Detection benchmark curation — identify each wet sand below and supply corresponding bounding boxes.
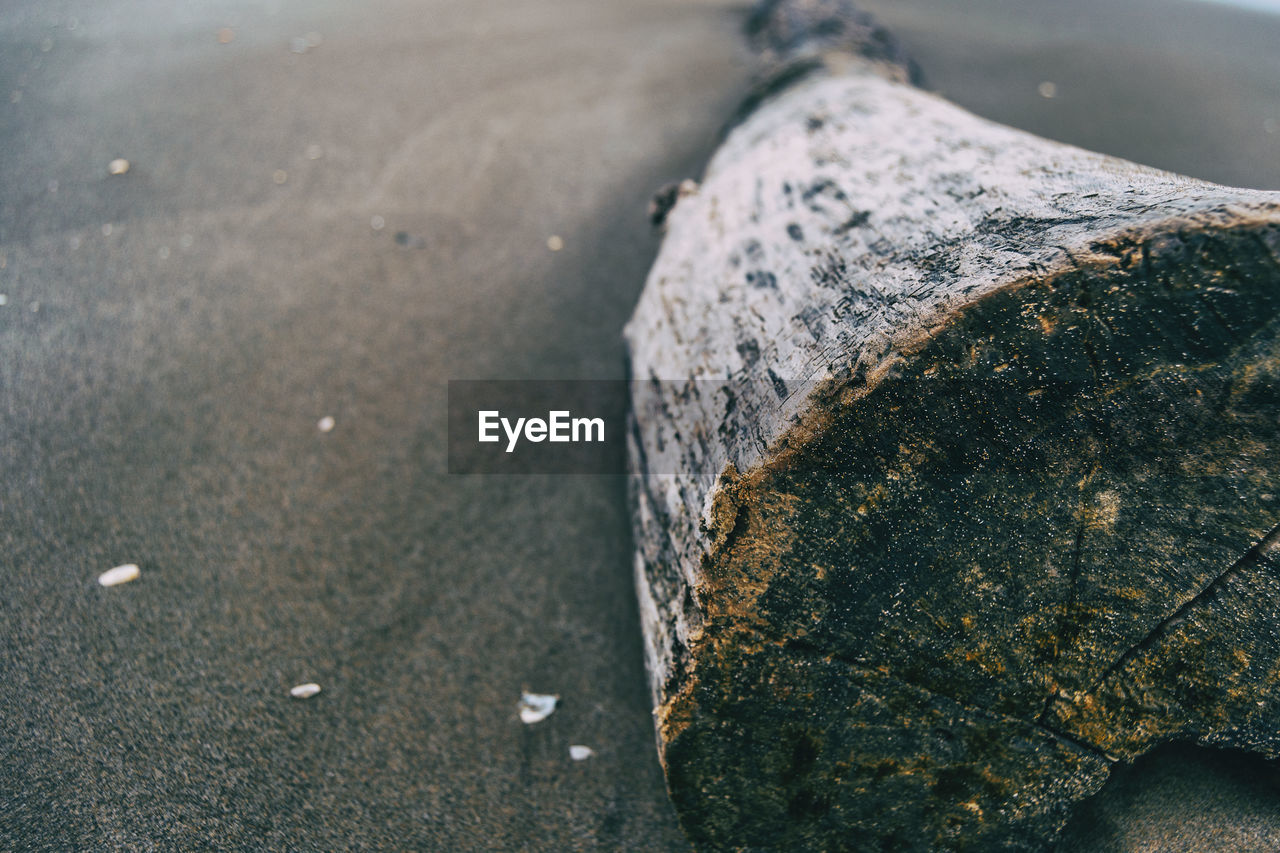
[1,0,1277,849]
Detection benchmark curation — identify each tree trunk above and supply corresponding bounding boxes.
[625,1,1280,849]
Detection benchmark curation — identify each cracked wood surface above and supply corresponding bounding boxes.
[625,1,1280,849]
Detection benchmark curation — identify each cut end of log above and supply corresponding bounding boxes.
[650,220,1280,850]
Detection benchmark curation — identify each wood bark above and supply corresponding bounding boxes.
[625,1,1280,849]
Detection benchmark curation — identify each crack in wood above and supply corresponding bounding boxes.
[1077,520,1280,698]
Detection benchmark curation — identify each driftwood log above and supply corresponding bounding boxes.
[625,1,1280,849]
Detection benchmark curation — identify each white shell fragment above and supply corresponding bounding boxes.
[98,564,140,587]
[569,745,595,761]
[108,158,130,175]
[518,692,558,724]
[317,415,335,432]
[290,682,322,699]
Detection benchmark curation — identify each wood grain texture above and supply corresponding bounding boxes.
[625,1,1280,848]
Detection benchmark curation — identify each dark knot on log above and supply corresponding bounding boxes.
[746,0,925,86]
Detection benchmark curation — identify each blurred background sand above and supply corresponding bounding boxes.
[1,0,1278,849]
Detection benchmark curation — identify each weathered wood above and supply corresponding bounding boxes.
[624,1,1280,849]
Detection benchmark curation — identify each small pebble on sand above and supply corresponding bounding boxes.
[546,235,564,252]
[98,564,140,587]
[569,745,595,761]
[1037,81,1058,99]
[273,169,288,184]
[102,223,113,236]
[317,415,335,432]
[370,215,385,231]
[217,28,235,44]
[290,683,322,699]
[518,692,557,724]
[0,295,7,307]
[108,158,130,175]
[305,144,324,160]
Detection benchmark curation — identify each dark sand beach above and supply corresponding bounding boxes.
[1,0,1278,849]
